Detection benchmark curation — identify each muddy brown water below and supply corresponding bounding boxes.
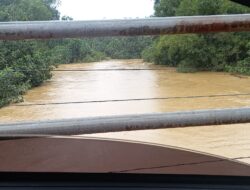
[1,59,250,164]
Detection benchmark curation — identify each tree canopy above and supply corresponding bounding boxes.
[0,0,60,107]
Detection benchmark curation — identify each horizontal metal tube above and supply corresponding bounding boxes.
[0,107,250,136]
[0,14,250,40]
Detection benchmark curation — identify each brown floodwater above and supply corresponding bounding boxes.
[1,59,250,163]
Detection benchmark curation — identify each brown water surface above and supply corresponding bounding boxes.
[1,59,250,163]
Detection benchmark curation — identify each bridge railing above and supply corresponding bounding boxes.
[1,14,250,40]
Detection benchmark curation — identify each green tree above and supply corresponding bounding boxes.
[154,0,182,16]
[0,0,60,107]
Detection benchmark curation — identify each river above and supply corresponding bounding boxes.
[0,59,250,164]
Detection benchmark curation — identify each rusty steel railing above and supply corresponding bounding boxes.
[1,107,250,136]
[0,14,250,135]
[0,14,250,40]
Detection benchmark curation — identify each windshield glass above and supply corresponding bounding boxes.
[0,0,250,176]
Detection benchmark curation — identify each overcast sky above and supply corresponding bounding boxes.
[58,0,155,20]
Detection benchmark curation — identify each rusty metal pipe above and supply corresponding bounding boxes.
[0,14,250,40]
[0,107,250,136]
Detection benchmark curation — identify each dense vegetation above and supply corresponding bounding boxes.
[49,37,152,64]
[0,0,59,107]
[0,0,152,107]
[142,0,250,73]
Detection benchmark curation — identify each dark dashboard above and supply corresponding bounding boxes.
[0,173,250,190]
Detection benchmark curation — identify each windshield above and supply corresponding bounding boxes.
[0,0,250,176]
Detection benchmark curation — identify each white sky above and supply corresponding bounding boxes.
[58,0,155,20]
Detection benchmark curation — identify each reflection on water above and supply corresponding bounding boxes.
[1,59,250,163]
